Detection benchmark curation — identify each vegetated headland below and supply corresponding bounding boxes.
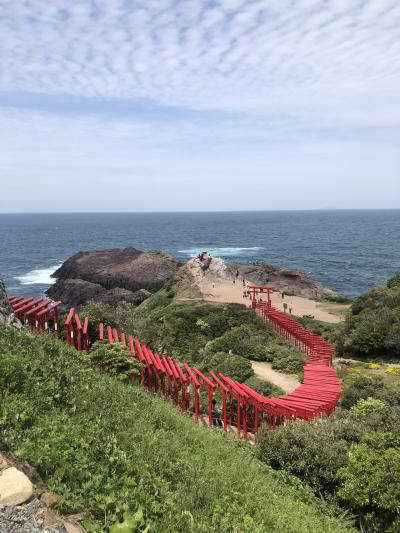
[1,249,399,532]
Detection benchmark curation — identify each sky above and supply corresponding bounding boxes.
[0,0,399,212]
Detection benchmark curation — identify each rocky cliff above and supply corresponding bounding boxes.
[47,247,180,307]
[0,280,20,327]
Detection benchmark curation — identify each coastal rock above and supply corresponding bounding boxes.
[189,256,337,299]
[47,247,180,308]
[232,263,338,299]
[0,467,33,506]
[0,280,21,328]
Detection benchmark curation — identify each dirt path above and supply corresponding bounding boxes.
[197,276,347,323]
[251,361,300,393]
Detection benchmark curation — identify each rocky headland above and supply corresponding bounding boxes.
[188,255,338,299]
[46,247,337,308]
[46,247,180,307]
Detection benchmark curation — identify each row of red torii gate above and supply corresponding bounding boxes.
[7,285,341,441]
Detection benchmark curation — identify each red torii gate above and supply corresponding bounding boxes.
[247,285,274,307]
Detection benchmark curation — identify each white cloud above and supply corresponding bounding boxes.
[0,0,398,119]
[0,0,399,212]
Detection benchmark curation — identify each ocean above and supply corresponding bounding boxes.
[1,210,399,299]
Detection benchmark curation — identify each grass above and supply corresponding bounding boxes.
[0,324,354,532]
[316,301,350,318]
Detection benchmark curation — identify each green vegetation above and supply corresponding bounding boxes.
[336,273,400,360]
[257,363,400,532]
[82,290,306,379]
[88,341,144,382]
[0,324,353,532]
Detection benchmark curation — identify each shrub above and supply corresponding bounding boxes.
[340,374,384,409]
[339,443,400,532]
[257,416,350,495]
[336,273,400,359]
[350,397,390,419]
[88,341,143,382]
[271,350,306,374]
[199,351,254,382]
[204,324,271,359]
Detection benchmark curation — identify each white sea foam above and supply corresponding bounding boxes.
[177,247,264,257]
[15,264,62,285]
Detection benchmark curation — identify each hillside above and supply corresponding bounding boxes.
[336,273,400,359]
[0,324,353,532]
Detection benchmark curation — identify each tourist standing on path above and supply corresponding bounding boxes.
[212,399,223,427]
[289,304,292,314]
[283,302,288,313]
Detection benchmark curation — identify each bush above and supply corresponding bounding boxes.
[350,397,390,419]
[339,443,400,532]
[204,324,271,359]
[257,416,351,495]
[199,351,254,382]
[88,341,143,382]
[336,273,400,359]
[340,373,385,409]
[271,350,306,374]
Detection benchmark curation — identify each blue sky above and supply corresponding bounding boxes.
[0,0,399,212]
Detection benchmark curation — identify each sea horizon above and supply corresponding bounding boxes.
[1,207,400,215]
[1,210,399,300]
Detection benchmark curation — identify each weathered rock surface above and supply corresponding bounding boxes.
[0,467,33,506]
[0,279,21,327]
[47,247,180,307]
[232,262,338,299]
[189,256,338,299]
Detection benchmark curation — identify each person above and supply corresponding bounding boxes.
[233,278,235,284]
[288,304,292,314]
[236,269,239,278]
[281,291,285,299]
[212,282,215,289]
[212,399,223,427]
[283,302,288,313]
[242,278,245,287]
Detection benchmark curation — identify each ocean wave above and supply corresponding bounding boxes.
[177,247,264,257]
[15,264,62,285]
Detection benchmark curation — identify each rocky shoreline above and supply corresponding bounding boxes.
[45,247,338,308]
[46,247,180,307]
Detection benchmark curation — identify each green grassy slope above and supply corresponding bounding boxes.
[0,324,354,532]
